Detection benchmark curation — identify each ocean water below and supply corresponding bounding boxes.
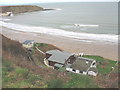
[1,2,118,44]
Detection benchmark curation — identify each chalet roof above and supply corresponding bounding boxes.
[71,57,95,72]
[23,40,34,45]
[46,50,74,64]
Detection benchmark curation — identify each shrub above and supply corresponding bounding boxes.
[2,59,14,73]
[27,74,42,83]
[9,81,31,88]
[15,67,29,78]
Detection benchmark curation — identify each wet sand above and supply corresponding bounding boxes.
[1,26,118,61]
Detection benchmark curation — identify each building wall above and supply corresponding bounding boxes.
[88,71,97,76]
[22,43,33,48]
[48,60,64,68]
[65,55,76,64]
[44,59,54,69]
[49,61,56,67]
[46,54,52,59]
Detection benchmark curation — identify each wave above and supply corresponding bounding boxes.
[0,18,12,21]
[54,8,62,10]
[0,21,118,43]
[74,24,99,27]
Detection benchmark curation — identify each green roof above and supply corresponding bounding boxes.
[71,57,94,72]
[46,50,74,64]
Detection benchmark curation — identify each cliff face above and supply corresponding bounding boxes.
[0,5,44,14]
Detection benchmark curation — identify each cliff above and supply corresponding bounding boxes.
[0,5,44,14]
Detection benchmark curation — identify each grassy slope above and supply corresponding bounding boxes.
[83,55,117,75]
[2,59,98,88]
[2,35,118,88]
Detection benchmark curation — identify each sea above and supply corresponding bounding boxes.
[0,2,118,44]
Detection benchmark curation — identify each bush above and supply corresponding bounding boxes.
[15,67,29,78]
[9,81,31,88]
[2,59,14,73]
[34,43,47,47]
[27,74,42,83]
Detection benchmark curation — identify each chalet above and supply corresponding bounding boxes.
[44,50,76,69]
[66,57,98,76]
[22,40,35,49]
[44,49,98,76]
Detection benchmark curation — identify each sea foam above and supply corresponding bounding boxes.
[0,21,118,44]
[74,24,99,27]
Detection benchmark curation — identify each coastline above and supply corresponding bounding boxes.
[1,26,118,61]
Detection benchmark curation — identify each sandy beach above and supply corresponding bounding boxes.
[1,26,118,61]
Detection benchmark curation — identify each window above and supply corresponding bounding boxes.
[72,69,76,72]
[92,63,96,65]
[80,71,83,73]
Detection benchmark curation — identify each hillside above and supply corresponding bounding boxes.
[0,5,44,14]
[2,34,118,88]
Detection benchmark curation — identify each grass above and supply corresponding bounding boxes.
[2,59,47,88]
[8,81,31,88]
[2,59,15,87]
[83,55,117,75]
[15,67,29,78]
[2,55,118,88]
[34,43,47,47]
[27,74,42,83]
[47,79,64,88]
[64,73,98,88]
[58,67,66,72]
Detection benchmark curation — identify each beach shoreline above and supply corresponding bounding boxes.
[1,26,118,61]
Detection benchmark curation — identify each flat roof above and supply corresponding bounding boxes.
[71,57,94,72]
[46,50,74,64]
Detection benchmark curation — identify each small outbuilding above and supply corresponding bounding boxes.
[22,40,35,49]
[44,49,98,76]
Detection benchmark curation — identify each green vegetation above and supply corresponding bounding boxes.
[1,5,44,14]
[2,59,46,88]
[2,59,14,75]
[47,79,64,88]
[2,59,99,88]
[27,74,42,83]
[34,43,47,47]
[2,51,118,88]
[83,55,117,74]
[64,73,98,88]
[58,67,66,72]
[15,67,29,78]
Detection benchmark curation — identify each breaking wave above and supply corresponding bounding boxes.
[74,24,99,27]
[0,21,118,43]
